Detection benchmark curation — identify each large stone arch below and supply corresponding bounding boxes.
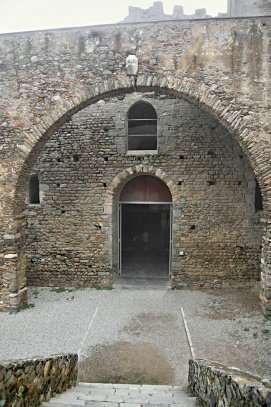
[1,77,270,313]
[13,75,269,200]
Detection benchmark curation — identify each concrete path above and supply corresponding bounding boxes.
[0,285,270,384]
[42,382,200,406]
[113,276,171,290]
[0,287,193,386]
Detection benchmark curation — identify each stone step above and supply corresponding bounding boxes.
[42,382,201,406]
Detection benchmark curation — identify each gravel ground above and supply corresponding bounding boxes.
[0,286,270,386]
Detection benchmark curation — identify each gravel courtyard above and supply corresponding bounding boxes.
[0,286,270,386]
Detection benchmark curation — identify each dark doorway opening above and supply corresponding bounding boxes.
[121,203,171,277]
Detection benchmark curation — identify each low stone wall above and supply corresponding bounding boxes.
[0,353,78,407]
[188,359,271,407]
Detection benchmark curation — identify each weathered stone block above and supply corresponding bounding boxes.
[189,359,271,407]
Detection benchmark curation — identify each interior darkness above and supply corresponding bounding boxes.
[121,204,171,277]
[255,179,263,211]
[129,102,157,119]
[29,175,40,204]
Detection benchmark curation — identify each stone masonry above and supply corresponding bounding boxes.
[0,13,271,313]
[0,354,77,407]
[189,359,271,406]
[26,93,263,289]
[227,0,271,17]
[120,1,213,23]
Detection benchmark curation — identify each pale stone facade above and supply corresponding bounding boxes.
[227,0,271,17]
[120,1,213,23]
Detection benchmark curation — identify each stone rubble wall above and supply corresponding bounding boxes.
[25,93,263,289]
[189,359,271,407]
[0,353,78,407]
[0,17,270,312]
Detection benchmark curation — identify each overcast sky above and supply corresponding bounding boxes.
[0,0,227,34]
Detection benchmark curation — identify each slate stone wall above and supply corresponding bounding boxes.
[189,359,271,406]
[0,354,77,407]
[26,93,263,288]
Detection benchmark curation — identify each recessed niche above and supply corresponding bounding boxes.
[239,155,244,159]
[238,181,242,186]
[104,157,109,162]
[208,150,215,156]
[207,180,216,186]
[178,181,183,186]
[190,225,196,230]
[103,183,107,188]
[255,179,263,212]
[73,154,80,162]
[29,175,40,204]
[61,210,66,214]
[179,155,184,159]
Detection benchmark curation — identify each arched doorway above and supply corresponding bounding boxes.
[119,175,173,278]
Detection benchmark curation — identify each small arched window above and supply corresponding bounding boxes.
[29,175,40,204]
[128,102,157,151]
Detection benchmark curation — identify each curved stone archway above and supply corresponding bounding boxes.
[105,164,179,206]
[1,81,269,313]
[0,80,269,313]
[13,77,268,200]
[0,17,270,312]
[12,77,269,227]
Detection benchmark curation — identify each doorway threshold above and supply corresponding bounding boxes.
[113,275,171,290]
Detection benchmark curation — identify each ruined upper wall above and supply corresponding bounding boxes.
[121,0,271,22]
[228,0,271,17]
[120,1,225,23]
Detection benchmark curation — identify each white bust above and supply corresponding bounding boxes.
[126,54,138,75]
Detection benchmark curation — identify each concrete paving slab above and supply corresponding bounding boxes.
[0,285,270,388]
[84,404,118,407]
[43,404,87,407]
[113,276,171,290]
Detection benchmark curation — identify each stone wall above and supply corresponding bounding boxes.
[227,0,271,17]
[0,353,78,407]
[25,93,263,288]
[0,17,270,312]
[120,1,214,23]
[189,359,271,406]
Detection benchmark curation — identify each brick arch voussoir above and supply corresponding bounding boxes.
[106,164,177,206]
[137,74,271,207]
[14,73,268,215]
[137,73,256,153]
[13,77,134,214]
